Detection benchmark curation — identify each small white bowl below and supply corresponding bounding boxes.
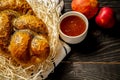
[59,11,89,44]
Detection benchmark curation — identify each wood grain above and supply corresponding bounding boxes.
[46,62,120,80]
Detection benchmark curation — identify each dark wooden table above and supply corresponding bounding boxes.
[46,0,120,80]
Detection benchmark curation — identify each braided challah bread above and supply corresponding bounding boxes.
[0,0,34,14]
[0,0,50,65]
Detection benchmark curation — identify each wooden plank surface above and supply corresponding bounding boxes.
[46,0,120,80]
[47,62,120,80]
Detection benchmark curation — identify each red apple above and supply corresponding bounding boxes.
[95,7,115,28]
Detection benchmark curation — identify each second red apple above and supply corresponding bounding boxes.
[95,7,115,28]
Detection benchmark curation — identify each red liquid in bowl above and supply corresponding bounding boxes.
[60,15,86,36]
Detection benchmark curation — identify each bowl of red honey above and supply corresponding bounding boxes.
[59,11,88,44]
